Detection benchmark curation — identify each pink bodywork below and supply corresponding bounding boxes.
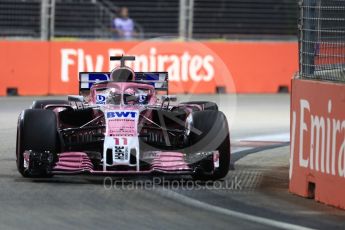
[47,78,220,175]
[51,81,194,175]
[53,152,191,175]
[54,152,93,172]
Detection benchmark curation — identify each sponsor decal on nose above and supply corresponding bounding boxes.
[106,111,137,118]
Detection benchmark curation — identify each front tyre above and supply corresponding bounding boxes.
[16,109,58,177]
[187,110,230,180]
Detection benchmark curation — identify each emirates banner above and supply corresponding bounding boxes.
[290,79,345,209]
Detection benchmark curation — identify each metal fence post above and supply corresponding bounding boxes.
[179,0,187,39]
[50,0,56,40]
[179,0,194,40]
[187,0,194,40]
[40,0,49,40]
[301,0,317,76]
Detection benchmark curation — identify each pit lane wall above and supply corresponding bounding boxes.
[290,79,345,209]
[0,41,297,96]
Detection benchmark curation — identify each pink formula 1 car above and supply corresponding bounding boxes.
[16,56,230,180]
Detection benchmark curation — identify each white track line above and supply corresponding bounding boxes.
[231,132,290,154]
[239,132,290,142]
[156,187,315,230]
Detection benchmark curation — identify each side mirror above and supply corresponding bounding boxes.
[161,95,177,102]
[68,95,84,102]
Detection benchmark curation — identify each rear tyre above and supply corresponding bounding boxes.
[187,110,230,180]
[179,101,218,111]
[16,109,58,177]
[31,100,69,109]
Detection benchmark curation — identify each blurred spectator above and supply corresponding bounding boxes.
[112,7,135,40]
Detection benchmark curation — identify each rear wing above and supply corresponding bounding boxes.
[78,72,168,95]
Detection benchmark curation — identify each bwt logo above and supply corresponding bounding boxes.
[107,111,137,118]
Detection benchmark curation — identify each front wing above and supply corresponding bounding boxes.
[23,150,219,176]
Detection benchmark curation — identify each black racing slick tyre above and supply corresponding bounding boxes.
[187,110,230,180]
[179,101,218,111]
[31,100,69,109]
[16,109,58,177]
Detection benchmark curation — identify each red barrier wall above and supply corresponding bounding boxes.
[0,41,298,95]
[290,78,345,209]
[0,41,50,95]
